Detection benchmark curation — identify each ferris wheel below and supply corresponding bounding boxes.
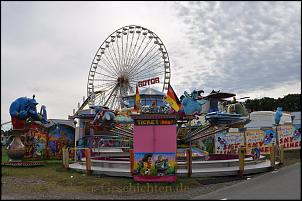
[87,25,171,110]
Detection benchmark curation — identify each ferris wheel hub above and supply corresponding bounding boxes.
[117,75,129,85]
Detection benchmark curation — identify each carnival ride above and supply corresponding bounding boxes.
[5,25,279,177]
[69,25,254,155]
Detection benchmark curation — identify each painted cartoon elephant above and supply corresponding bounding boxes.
[181,90,207,115]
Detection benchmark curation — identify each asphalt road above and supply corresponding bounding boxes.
[192,162,301,200]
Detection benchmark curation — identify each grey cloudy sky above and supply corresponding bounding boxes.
[1,1,301,124]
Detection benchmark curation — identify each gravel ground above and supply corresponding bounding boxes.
[1,175,247,200]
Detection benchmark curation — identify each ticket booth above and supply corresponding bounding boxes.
[131,114,177,182]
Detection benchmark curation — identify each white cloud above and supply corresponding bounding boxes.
[1,1,301,123]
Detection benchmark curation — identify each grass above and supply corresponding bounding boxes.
[1,146,9,162]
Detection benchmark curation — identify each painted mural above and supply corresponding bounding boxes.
[23,123,48,160]
[278,124,301,150]
[245,128,277,154]
[133,152,176,177]
[48,124,75,159]
[196,135,215,154]
[214,131,245,154]
[22,122,75,160]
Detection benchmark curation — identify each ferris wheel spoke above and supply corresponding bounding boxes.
[107,42,121,74]
[131,39,156,70]
[132,70,165,81]
[127,43,158,76]
[99,56,119,77]
[110,43,122,75]
[108,88,118,109]
[104,84,119,106]
[125,28,136,65]
[93,79,118,82]
[137,48,161,68]
[133,54,163,74]
[132,41,158,66]
[97,62,118,78]
[121,32,125,66]
[130,45,159,73]
[94,83,117,92]
[131,49,161,75]
[102,50,119,76]
[127,38,152,73]
[126,29,141,68]
[132,61,164,79]
[127,33,148,68]
[94,70,117,80]
[123,29,130,66]
[115,33,123,68]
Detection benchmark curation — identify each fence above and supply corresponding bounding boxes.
[62,147,92,175]
[238,144,284,176]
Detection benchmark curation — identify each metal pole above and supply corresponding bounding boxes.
[74,121,77,162]
[238,146,245,176]
[270,143,276,168]
[85,148,91,175]
[280,145,284,164]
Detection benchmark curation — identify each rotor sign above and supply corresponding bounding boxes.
[138,77,160,87]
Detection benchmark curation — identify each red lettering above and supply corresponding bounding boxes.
[284,137,288,143]
[137,77,160,87]
[290,142,295,147]
[259,142,264,147]
[265,147,270,153]
[290,136,294,142]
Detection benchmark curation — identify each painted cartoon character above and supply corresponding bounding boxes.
[155,155,169,176]
[136,153,153,176]
[217,136,227,150]
[251,147,260,160]
[274,107,283,125]
[263,130,276,145]
[293,128,301,140]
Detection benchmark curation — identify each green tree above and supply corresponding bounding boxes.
[244,94,300,112]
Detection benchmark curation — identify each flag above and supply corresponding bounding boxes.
[166,84,181,112]
[134,84,141,111]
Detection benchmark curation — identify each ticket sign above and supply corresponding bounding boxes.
[135,119,176,126]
